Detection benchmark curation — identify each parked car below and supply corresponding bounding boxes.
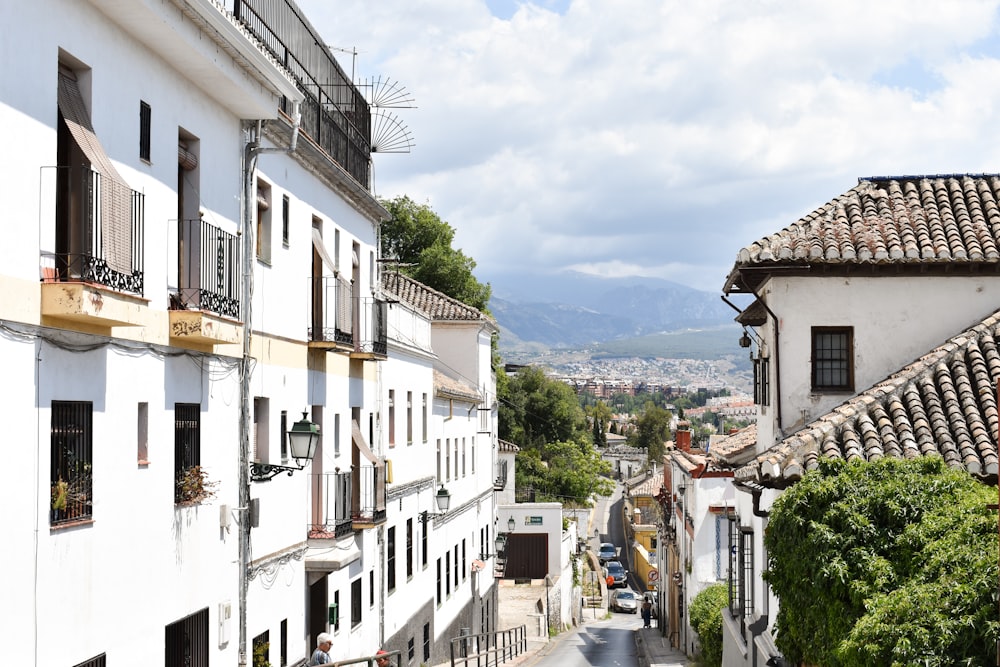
[610,588,638,613]
[603,560,628,588]
[598,542,617,564]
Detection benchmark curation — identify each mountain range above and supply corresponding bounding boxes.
[483,270,745,358]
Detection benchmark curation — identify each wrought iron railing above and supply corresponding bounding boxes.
[309,275,353,345]
[44,167,145,296]
[173,218,241,320]
[353,464,387,524]
[494,459,508,491]
[357,298,387,356]
[309,470,353,538]
[233,0,372,188]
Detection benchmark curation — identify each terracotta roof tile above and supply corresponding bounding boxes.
[382,272,497,329]
[739,311,1000,486]
[725,174,1000,292]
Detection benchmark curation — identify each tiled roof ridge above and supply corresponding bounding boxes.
[382,271,495,324]
[740,310,1000,485]
[731,174,1000,274]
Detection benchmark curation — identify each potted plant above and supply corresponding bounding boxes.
[175,465,218,505]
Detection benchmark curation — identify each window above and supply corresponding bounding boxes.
[453,545,459,589]
[139,100,151,161]
[461,539,467,582]
[282,195,290,246]
[406,391,413,445]
[387,526,397,593]
[351,578,362,627]
[174,403,201,504]
[253,397,269,464]
[256,180,272,263]
[462,438,466,476]
[388,390,395,447]
[422,520,428,569]
[422,394,428,443]
[423,623,430,662]
[727,518,739,617]
[812,327,853,392]
[445,552,451,597]
[436,558,442,605]
[280,619,288,666]
[453,440,458,479]
[334,413,341,456]
[280,410,288,462]
[253,631,269,667]
[471,437,475,473]
[333,590,340,632]
[436,440,442,482]
[445,439,450,481]
[165,608,208,667]
[370,570,375,607]
[137,401,149,465]
[739,528,754,631]
[408,637,415,662]
[406,518,414,578]
[753,355,770,406]
[51,401,93,526]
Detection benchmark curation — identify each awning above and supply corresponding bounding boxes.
[312,228,337,274]
[58,66,132,274]
[352,420,378,464]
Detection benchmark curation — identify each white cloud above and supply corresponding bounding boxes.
[298,0,1000,293]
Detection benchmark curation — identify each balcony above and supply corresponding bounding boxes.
[350,298,387,360]
[308,282,387,360]
[40,168,147,329]
[308,470,353,540]
[351,464,387,529]
[169,218,243,346]
[234,0,371,188]
[494,459,508,491]
[308,275,354,352]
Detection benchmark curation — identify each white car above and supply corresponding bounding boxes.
[610,589,638,613]
[598,542,617,564]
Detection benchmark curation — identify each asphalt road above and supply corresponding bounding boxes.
[532,617,641,667]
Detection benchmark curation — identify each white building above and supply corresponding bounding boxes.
[719,175,1000,666]
[2,2,499,666]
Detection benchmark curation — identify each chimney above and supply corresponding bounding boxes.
[676,420,691,452]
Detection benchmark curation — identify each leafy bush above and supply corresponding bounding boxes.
[689,583,727,666]
[765,457,998,666]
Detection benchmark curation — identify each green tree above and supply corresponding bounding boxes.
[379,195,490,310]
[630,402,672,463]
[500,366,612,504]
[587,400,612,448]
[689,583,727,667]
[765,457,998,667]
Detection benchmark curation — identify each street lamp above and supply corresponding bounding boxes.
[508,516,516,532]
[480,533,507,560]
[419,484,452,524]
[250,412,320,481]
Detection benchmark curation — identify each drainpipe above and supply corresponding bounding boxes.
[237,105,301,667]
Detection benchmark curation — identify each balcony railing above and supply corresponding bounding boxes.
[494,459,508,491]
[355,298,388,357]
[309,276,353,346]
[233,0,372,188]
[309,470,353,539]
[44,167,145,296]
[172,218,241,320]
[352,464,387,527]
[309,286,387,358]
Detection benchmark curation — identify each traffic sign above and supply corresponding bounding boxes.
[647,569,659,583]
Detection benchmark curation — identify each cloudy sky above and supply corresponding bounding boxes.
[297,0,1000,294]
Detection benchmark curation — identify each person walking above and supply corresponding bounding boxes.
[641,597,652,628]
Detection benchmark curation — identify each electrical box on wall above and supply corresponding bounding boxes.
[328,603,338,625]
[250,497,260,528]
[219,504,230,530]
[219,601,232,647]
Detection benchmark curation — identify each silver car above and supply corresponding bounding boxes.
[610,589,638,613]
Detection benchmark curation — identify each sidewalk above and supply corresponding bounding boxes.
[635,627,693,667]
